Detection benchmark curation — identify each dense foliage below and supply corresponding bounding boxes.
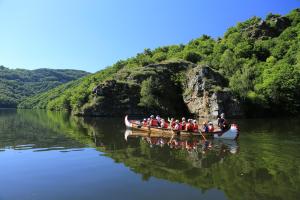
[21,9,300,116]
[0,66,89,108]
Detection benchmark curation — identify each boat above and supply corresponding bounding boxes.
[124,115,239,140]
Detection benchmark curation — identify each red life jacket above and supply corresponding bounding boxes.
[142,121,148,126]
[179,124,183,130]
[174,123,180,130]
[163,122,169,129]
[151,119,158,127]
[193,124,199,132]
[181,122,186,130]
[171,121,176,128]
[186,123,193,132]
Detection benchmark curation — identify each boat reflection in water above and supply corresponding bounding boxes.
[124,129,239,168]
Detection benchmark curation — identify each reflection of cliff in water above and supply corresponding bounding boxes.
[0,109,90,150]
[1,110,299,200]
[85,120,300,200]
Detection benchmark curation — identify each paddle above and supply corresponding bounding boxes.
[199,130,207,141]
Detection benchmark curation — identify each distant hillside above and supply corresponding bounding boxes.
[20,9,300,117]
[0,66,89,108]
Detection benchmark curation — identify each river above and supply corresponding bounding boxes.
[0,109,299,200]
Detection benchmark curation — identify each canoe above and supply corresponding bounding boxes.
[124,115,239,140]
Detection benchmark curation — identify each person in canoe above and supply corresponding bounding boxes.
[156,115,161,126]
[174,120,181,131]
[193,120,199,133]
[142,118,148,127]
[168,117,176,129]
[149,115,158,127]
[181,117,186,130]
[202,121,209,133]
[208,121,214,132]
[217,113,228,131]
[185,119,194,132]
[160,118,169,129]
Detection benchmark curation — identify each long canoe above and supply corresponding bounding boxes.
[124,115,239,140]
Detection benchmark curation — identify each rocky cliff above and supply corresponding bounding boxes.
[79,60,244,118]
[183,66,243,119]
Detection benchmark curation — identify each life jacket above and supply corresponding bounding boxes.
[151,119,158,127]
[186,123,193,132]
[181,122,186,130]
[171,121,176,128]
[163,122,169,129]
[193,124,199,132]
[142,121,148,126]
[208,125,214,132]
[179,123,183,130]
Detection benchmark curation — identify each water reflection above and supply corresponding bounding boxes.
[0,109,299,200]
[125,129,239,154]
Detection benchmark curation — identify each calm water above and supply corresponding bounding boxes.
[0,109,299,200]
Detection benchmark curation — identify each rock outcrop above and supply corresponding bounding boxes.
[81,61,244,118]
[183,65,243,119]
[243,15,290,39]
[80,80,143,116]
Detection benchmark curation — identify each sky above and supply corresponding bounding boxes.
[0,0,299,73]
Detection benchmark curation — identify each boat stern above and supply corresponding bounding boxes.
[125,115,132,129]
[214,124,239,140]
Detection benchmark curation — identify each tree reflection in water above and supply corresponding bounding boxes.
[1,110,299,200]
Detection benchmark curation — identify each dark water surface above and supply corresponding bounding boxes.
[0,109,299,200]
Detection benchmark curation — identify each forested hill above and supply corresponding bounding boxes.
[20,9,300,117]
[0,66,89,108]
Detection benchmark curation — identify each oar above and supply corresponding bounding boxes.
[199,130,207,141]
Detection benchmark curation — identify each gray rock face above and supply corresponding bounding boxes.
[183,65,243,119]
[82,61,244,118]
[80,80,143,116]
[243,16,290,39]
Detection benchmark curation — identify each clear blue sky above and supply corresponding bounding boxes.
[0,0,299,72]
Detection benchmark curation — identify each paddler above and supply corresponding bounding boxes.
[168,117,176,128]
[174,120,180,131]
[156,115,161,126]
[185,119,194,132]
[160,119,169,129]
[202,121,209,133]
[142,118,147,127]
[193,120,199,132]
[181,117,186,130]
[149,115,158,127]
[208,121,214,132]
[217,113,228,131]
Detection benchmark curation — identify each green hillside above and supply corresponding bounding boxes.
[20,9,300,116]
[0,67,89,108]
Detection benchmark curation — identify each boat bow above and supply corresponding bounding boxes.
[125,115,132,128]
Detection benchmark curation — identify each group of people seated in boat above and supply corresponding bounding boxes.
[141,115,200,132]
[140,113,228,133]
